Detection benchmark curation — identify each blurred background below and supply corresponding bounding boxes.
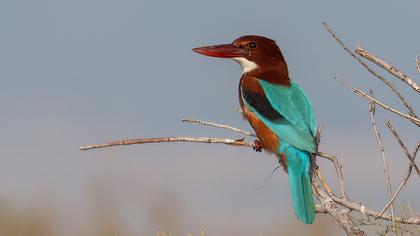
[0,0,419,235]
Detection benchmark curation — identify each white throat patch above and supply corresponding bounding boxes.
[232,57,258,74]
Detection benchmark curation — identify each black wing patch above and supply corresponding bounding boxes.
[242,89,284,121]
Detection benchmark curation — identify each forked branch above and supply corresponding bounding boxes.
[355,47,420,93]
[334,78,420,126]
[322,22,418,119]
[368,93,395,223]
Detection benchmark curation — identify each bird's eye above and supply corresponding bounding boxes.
[248,42,257,48]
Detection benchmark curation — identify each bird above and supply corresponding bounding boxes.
[192,35,317,224]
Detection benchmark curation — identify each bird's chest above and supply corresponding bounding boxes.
[239,76,280,153]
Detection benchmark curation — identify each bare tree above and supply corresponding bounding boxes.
[80,23,420,236]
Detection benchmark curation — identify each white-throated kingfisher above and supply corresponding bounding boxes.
[192,35,317,224]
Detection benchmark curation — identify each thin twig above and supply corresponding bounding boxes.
[330,192,420,224]
[368,91,395,223]
[182,118,256,137]
[385,120,420,176]
[317,151,348,200]
[414,142,420,159]
[416,56,420,74]
[316,149,418,225]
[378,143,419,217]
[322,22,418,118]
[335,78,420,126]
[80,136,253,151]
[355,47,420,93]
[316,168,334,196]
[313,177,366,235]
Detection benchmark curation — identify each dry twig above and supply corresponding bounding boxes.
[385,121,420,176]
[378,143,420,217]
[355,47,420,93]
[182,118,256,137]
[368,91,395,223]
[80,136,253,151]
[322,22,418,118]
[315,178,366,236]
[316,151,348,200]
[335,78,420,126]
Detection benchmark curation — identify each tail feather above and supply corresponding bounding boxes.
[286,148,315,224]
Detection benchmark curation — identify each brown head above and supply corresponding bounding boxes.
[193,35,290,86]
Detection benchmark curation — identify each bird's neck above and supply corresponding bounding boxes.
[245,60,290,87]
[233,57,258,73]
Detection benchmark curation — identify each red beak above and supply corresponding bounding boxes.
[192,43,245,58]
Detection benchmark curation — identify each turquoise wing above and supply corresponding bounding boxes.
[256,80,317,152]
[289,82,317,136]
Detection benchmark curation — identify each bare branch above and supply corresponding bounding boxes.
[416,56,420,74]
[314,173,366,236]
[80,136,253,151]
[378,143,419,218]
[316,158,420,225]
[322,22,418,118]
[316,149,419,225]
[316,168,334,196]
[414,142,420,159]
[355,47,420,93]
[80,120,420,226]
[327,206,366,236]
[335,78,420,126]
[329,192,420,225]
[368,91,395,223]
[316,149,418,226]
[317,152,348,200]
[182,118,256,137]
[315,204,328,213]
[322,201,366,235]
[385,120,420,176]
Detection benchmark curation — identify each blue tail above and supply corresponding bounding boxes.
[280,144,315,224]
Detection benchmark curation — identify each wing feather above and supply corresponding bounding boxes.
[242,80,317,153]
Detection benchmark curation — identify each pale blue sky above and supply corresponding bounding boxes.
[0,0,419,235]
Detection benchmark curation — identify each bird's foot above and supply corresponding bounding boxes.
[253,139,263,152]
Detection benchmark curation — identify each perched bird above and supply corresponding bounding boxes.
[192,35,317,224]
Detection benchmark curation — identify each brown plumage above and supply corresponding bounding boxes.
[239,75,280,153]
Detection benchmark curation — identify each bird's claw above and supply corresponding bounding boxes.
[253,139,263,152]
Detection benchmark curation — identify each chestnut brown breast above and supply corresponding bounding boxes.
[238,75,281,153]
